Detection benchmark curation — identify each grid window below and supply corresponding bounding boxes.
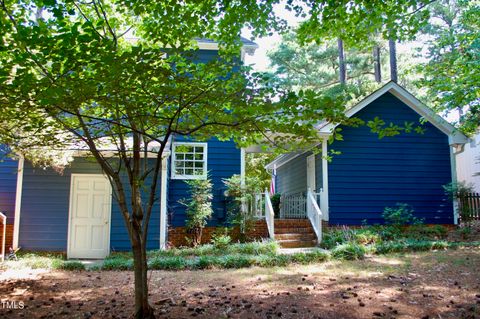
[171,143,207,179]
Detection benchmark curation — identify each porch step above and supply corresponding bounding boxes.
[275,233,316,241]
[274,219,317,248]
[274,227,314,234]
[276,238,318,248]
[274,219,311,227]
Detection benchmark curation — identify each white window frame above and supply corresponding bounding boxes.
[171,142,208,180]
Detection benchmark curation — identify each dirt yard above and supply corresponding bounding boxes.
[1,248,479,319]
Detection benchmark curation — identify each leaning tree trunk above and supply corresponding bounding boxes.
[373,45,382,83]
[337,38,346,84]
[388,38,398,83]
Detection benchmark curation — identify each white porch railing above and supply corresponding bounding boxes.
[264,189,275,239]
[0,212,6,262]
[306,188,323,243]
[280,191,307,219]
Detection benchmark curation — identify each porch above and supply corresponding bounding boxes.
[248,189,326,248]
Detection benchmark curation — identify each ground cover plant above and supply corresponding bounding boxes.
[4,226,480,272]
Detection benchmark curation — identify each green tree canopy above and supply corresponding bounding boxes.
[416,0,480,134]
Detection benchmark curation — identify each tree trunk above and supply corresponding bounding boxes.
[388,38,398,82]
[373,46,381,83]
[132,226,155,319]
[190,226,203,247]
[337,38,346,84]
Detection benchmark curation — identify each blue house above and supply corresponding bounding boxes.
[266,82,468,241]
[0,38,258,259]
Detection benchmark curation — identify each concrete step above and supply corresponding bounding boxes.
[274,233,316,241]
[277,239,317,248]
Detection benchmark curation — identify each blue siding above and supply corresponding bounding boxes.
[276,151,323,195]
[328,92,453,225]
[168,137,241,227]
[0,146,17,221]
[19,158,160,251]
[276,153,308,195]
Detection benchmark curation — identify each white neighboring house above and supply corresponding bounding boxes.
[456,130,480,193]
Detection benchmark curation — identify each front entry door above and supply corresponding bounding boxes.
[306,154,316,191]
[68,174,112,259]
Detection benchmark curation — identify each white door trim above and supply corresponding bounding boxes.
[307,154,316,191]
[67,174,112,259]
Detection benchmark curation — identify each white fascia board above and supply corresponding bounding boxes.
[197,41,259,52]
[71,150,171,158]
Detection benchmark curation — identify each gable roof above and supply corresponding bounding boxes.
[265,82,468,170]
[317,81,468,145]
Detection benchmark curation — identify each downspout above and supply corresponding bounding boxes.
[449,143,465,225]
[13,156,24,249]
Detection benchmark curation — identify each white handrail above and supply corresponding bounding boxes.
[0,212,6,262]
[264,189,275,239]
[306,188,322,243]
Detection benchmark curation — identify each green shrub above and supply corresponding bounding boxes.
[377,225,403,241]
[270,193,281,218]
[374,240,449,254]
[228,240,279,255]
[181,177,213,247]
[456,226,472,239]
[290,250,330,264]
[331,242,366,260]
[223,174,261,242]
[220,254,254,268]
[320,229,349,249]
[102,257,134,270]
[383,203,422,226]
[148,240,278,258]
[263,254,290,267]
[443,181,474,200]
[148,256,187,270]
[354,229,382,245]
[193,255,218,269]
[211,228,232,250]
[53,260,86,271]
[405,225,448,239]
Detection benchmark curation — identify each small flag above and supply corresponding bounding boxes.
[269,165,276,195]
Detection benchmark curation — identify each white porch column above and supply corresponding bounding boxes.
[450,145,459,225]
[240,148,247,214]
[321,139,329,221]
[159,156,169,250]
[240,148,246,187]
[13,156,24,249]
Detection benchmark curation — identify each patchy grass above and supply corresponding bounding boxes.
[2,249,479,319]
[1,252,85,271]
